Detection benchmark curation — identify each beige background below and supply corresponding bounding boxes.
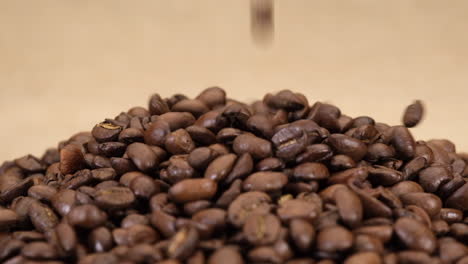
[1,0,468,161]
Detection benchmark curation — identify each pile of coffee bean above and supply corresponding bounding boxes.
[1,88,468,264]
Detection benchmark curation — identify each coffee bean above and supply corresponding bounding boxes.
[248,246,283,264]
[290,218,315,251]
[159,112,196,131]
[184,200,212,216]
[28,201,59,232]
[204,154,237,182]
[293,162,330,181]
[55,223,77,253]
[129,175,159,199]
[208,246,244,264]
[149,93,170,115]
[243,171,288,193]
[334,186,363,228]
[67,204,107,229]
[62,169,93,190]
[168,179,217,203]
[394,217,436,253]
[327,134,367,162]
[92,122,122,143]
[59,144,85,175]
[0,209,19,228]
[0,177,34,204]
[172,99,209,118]
[445,182,468,211]
[317,225,354,253]
[216,179,242,208]
[391,126,416,160]
[165,129,195,155]
[400,192,442,218]
[368,167,403,186]
[418,165,452,193]
[167,226,199,260]
[228,191,272,227]
[243,213,280,245]
[354,234,384,253]
[233,134,272,160]
[196,87,226,109]
[186,125,217,146]
[126,142,159,172]
[94,187,136,210]
[21,241,58,259]
[272,125,308,161]
[277,199,320,223]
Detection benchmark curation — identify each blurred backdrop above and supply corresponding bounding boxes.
[1,0,468,161]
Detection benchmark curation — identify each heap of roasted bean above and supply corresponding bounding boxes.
[1,88,467,264]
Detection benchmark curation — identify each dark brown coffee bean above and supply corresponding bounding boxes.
[264,90,306,111]
[159,112,196,131]
[59,144,84,175]
[165,129,195,155]
[334,186,362,228]
[91,168,117,182]
[129,175,159,199]
[368,167,403,186]
[418,166,452,193]
[216,179,242,208]
[92,122,122,143]
[248,246,283,264]
[247,114,275,139]
[439,208,463,224]
[186,125,217,146]
[167,226,199,260]
[168,179,217,203]
[400,192,442,218]
[256,157,284,172]
[391,126,416,160]
[402,101,424,128]
[290,218,315,251]
[394,217,436,253]
[317,225,354,253]
[233,134,272,160]
[150,210,176,238]
[327,134,367,162]
[149,93,170,115]
[243,213,280,246]
[195,111,226,133]
[296,144,333,163]
[208,246,244,264]
[21,241,58,259]
[94,187,136,209]
[228,191,272,227]
[28,201,59,232]
[55,223,77,253]
[62,169,93,190]
[390,181,424,197]
[144,120,171,147]
[183,200,212,216]
[446,182,468,211]
[118,128,143,144]
[307,102,341,132]
[172,99,209,118]
[243,171,288,193]
[162,155,195,184]
[110,158,136,176]
[277,199,320,223]
[204,154,237,182]
[354,234,384,253]
[216,128,243,144]
[224,153,253,185]
[27,186,56,203]
[126,142,159,172]
[187,147,217,170]
[293,162,330,181]
[196,87,226,109]
[272,126,308,161]
[15,155,45,173]
[221,103,251,128]
[67,204,107,229]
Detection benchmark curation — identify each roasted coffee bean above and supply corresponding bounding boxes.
[169,179,217,203]
[0,209,19,228]
[344,252,381,264]
[186,125,217,146]
[290,218,315,251]
[247,114,275,138]
[354,234,384,253]
[21,241,58,259]
[445,182,468,211]
[228,191,272,227]
[243,171,288,193]
[67,204,107,229]
[243,213,281,245]
[400,192,442,218]
[390,181,424,197]
[172,99,209,118]
[204,154,237,182]
[208,246,244,264]
[272,125,308,161]
[418,165,452,193]
[149,93,170,115]
[28,201,59,232]
[391,126,416,160]
[196,87,226,109]
[368,167,403,186]
[233,133,272,160]
[296,144,333,163]
[394,217,436,253]
[327,134,367,162]
[94,187,136,210]
[277,198,320,223]
[334,186,362,227]
[248,246,283,264]
[59,144,85,175]
[216,179,242,208]
[126,142,159,172]
[317,225,354,253]
[129,175,159,199]
[167,226,199,260]
[165,129,195,155]
[264,90,306,111]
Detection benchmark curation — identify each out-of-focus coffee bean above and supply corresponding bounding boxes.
[390,181,424,197]
[403,100,424,128]
[248,246,283,264]
[344,252,381,264]
[233,134,272,160]
[391,126,416,160]
[168,179,217,203]
[129,175,159,199]
[334,186,362,228]
[208,246,244,264]
[28,201,59,232]
[290,218,315,251]
[354,234,384,253]
[317,225,354,253]
[446,182,468,211]
[394,217,436,253]
[21,241,58,259]
[439,208,463,224]
[243,171,288,193]
[196,87,226,109]
[228,191,272,227]
[167,226,199,260]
